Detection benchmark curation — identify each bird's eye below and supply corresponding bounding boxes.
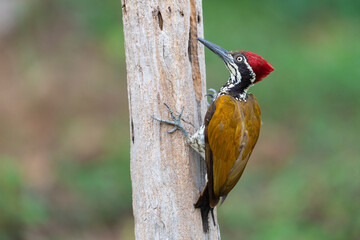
[236,56,243,62]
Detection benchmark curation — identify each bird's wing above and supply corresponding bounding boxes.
[222,94,261,194]
[206,94,261,202]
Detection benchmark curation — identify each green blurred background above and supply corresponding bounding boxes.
[0,0,359,239]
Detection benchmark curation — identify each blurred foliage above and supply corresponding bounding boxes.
[55,138,131,228]
[0,157,47,240]
[0,0,359,239]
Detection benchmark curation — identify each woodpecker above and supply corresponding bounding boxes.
[152,38,274,232]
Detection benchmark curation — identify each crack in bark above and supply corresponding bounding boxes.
[157,10,163,30]
[131,118,135,143]
[188,31,192,63]
[189,0,202,101]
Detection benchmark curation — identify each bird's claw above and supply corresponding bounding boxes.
[167,127,178,134]
[152,103,188,137]
[206,88,218,105]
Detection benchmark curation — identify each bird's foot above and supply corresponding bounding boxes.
[206,88,218,105]
[152,103,188,138]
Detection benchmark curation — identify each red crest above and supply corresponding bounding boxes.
[240,51,274,83]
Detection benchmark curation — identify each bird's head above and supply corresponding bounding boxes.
[198,37,274,99]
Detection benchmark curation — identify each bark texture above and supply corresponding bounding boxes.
[122,0,221,239]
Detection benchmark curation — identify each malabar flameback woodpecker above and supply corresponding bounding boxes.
[152,38,274,232]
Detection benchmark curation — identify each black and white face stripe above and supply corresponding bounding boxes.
[219,53,256,100]
[224,54,241,84]
[234,53,256,83]
[242,56,256,83]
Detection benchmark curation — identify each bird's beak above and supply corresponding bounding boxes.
[197,37,233,65]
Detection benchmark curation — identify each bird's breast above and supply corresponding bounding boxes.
[205,93,261,200]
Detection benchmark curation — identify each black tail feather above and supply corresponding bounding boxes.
[194,185,215,232]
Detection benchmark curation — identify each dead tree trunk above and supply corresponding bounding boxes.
[122,0,220,239]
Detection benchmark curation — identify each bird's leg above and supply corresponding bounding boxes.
[151,103,188,138]
[206,88,218,105]
[152,103,206,158]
